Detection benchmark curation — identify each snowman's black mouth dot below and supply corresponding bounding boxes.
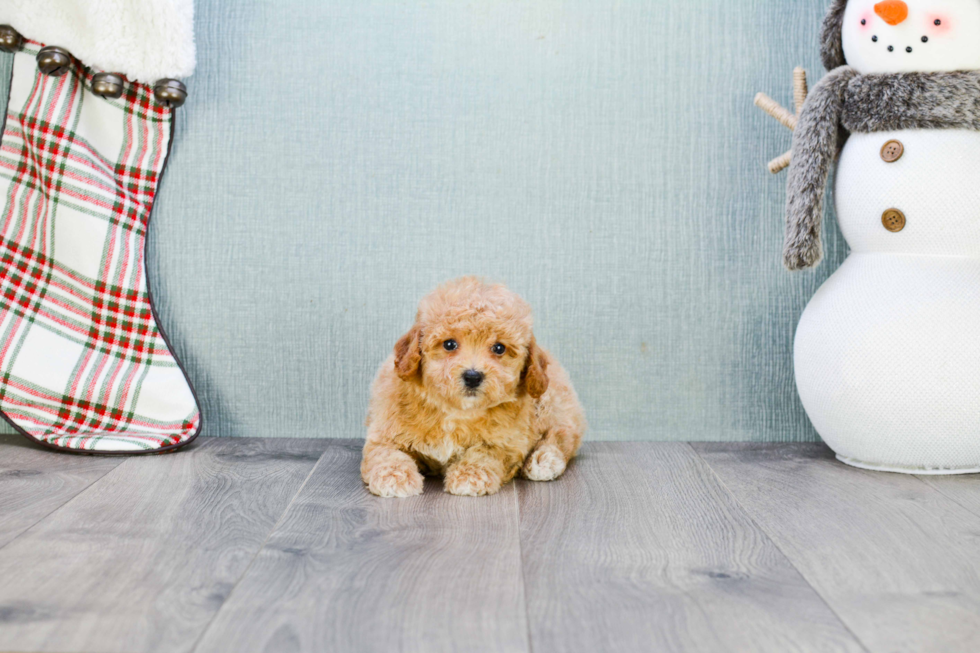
[861,19,867,25]
[888,45,895,52]
[935,19,942,26]
[872,35,879,42]
[906,46,913,53]
[922,36,929,43]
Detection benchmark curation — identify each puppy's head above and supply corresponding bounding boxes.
[393,277,549,411]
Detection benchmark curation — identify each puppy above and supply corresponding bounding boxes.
[361,277,586,497]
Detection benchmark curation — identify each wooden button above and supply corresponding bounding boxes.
[882,208,906,232]
[881,140,904,163]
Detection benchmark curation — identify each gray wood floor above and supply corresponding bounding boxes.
[1,436,979,652]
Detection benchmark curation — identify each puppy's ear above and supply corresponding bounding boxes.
[522,336,549,399]
[394,326,423,380]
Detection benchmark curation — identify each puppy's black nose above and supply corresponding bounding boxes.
[462,369,485,389]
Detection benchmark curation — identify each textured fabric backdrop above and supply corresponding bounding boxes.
[0,0,846,441]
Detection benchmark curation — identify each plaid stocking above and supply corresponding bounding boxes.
[0,42,201,453]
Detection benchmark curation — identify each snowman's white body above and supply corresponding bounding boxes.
[791,0,980,473]
[795,130,980,472]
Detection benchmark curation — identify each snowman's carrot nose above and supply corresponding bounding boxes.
[875,0,909,25]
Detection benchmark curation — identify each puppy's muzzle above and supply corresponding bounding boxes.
[462,369,485,390]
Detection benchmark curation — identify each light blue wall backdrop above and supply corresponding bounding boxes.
[0,0,847,441]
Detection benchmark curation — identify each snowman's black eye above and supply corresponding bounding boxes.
[872,35,878,42]
[861,19,867,25]
[922,36,929,43]
[443,339,458,351]
[935,19,942,25]
[491,343,506,355]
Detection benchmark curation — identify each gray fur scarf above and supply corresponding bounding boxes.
[784,68,980,270]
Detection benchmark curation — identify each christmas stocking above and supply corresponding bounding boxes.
[0,3,201,453]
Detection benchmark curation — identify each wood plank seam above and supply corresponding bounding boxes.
[912,476,980,521]
[518,443,867,652]
[686,443,874,653]
[0,437,333,652]
[513,481,536,653]
[188,444,329,653]
[192,441,530,652]
[0,453,126,556]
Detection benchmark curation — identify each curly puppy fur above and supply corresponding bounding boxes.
[361,277,586,498]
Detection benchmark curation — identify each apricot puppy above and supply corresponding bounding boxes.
[362,277,586,497]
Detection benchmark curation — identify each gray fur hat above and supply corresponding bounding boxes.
[821,0,850,70]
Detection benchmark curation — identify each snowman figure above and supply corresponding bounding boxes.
[774,0,980,473]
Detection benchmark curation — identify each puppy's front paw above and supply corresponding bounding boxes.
[365,464,424,498]
[445,462,502,497]
[523,444,567,482]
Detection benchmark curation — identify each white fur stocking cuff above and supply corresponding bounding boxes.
[0,0,195,84]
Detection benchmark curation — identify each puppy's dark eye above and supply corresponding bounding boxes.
[492,343,506,355]
[443,339,458,351]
